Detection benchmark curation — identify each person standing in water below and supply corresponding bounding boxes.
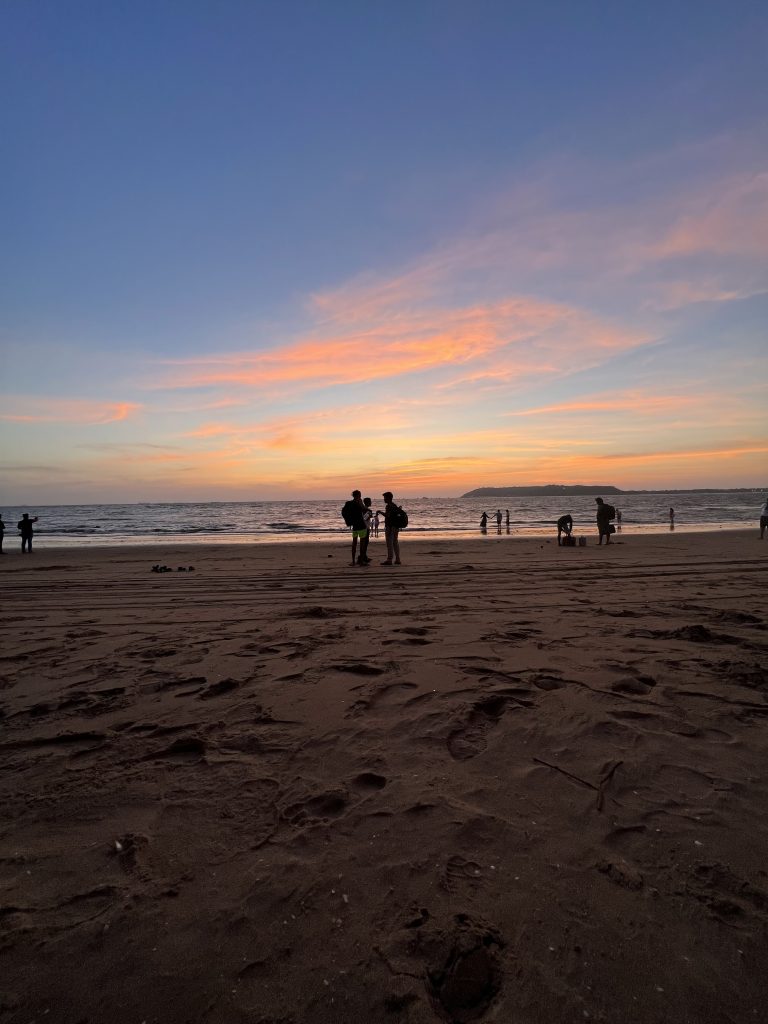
[480,512,488,531]
[759,497,768,539]
[18,513,38,553]
[0,513,5,554]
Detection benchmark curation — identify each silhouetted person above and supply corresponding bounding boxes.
[760,498,768,539]
[380,491,402,565]
[358,497,373,565]
[480,512,488,531]
[342,491,367,566]
[557,514,573,545]
[616,507,622,531]
[505,509,510,528]
[494,509,502,531]
[0,513,5,554]
[594,497,615,546]
[18,513,38,553]
[669,506,675,528]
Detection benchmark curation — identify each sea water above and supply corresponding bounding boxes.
[0,492,763,547]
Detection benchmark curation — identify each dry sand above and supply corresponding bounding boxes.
[1,530,767,1024]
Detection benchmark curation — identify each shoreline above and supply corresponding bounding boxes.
[0,522,758,553]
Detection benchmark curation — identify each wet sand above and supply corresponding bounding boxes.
[1,530,767,1023]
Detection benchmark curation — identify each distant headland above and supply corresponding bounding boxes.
[460,485,762,498]
[462,485,621,498]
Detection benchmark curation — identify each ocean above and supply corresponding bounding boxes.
[0,492,763,547]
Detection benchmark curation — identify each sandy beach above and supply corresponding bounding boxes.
[1,530,766,1024]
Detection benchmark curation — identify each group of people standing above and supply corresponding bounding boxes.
[480,509,511,531]
[0,513,38,554]
[342,490,404,567]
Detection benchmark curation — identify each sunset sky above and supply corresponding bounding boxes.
[1,1,766,502]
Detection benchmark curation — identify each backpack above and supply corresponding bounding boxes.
[395,506,408,529]
[604,504,616,521]
[341,501,356,527]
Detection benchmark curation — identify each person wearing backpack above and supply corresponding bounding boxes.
[341,490,368,566]
[594,497,616,545]
[380,490,404,565]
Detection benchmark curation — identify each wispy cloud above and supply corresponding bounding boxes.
[0,397,141,425]
[652,172,768,260]
[591,442,768,463]
[157,299,646,395]
[508,390,707,417]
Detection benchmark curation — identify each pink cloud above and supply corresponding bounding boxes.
[0,397,141,425]
[653,173,768,260]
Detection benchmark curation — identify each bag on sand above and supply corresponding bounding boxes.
[561,536,576,547]
[395,506,409,529]
[341,501,356,527]
[607,523,617,535]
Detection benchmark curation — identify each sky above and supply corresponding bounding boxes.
[1,0,766,503]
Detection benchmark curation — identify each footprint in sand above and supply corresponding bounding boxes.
[281,792,348,826]
[378,911,503,1024]
[442,855,485,896]
[12,729,107,750]
[155,675,207,692]
[382,636,433,646]
[426,915,504,1024]
[686,862,768,924]
[530,674,566,691]
[382,627,434,647]
[332,661,388,676]
[446,692,526,760]
[137,647,178,660]
[596,857,644,890]
[347,682,418,717]
[146,736,207,761]
[198,678,240,700]
[351,772,387,791]
[611,675,657,696]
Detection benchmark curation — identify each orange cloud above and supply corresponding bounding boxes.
[182,401,423,455]
[591,442,768,464]
[158,299,646,394]
[509,390,707,417]
[0,397,141,425]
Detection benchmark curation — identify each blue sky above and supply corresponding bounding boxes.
[1,1,766,501]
